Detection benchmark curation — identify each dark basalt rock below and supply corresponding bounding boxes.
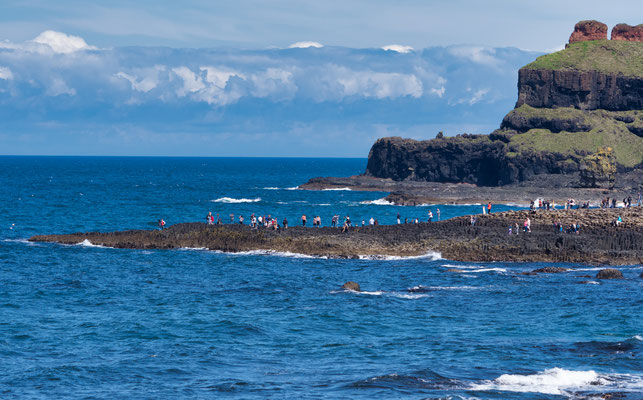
[501,109,592,133]
[596,269,624,279]
[29,209,643,265]
[532,267,568,273]
[365,136,582,186]
[341,281,361,292]
[515,68,643,111]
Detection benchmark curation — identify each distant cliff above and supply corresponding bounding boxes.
[365,21,643,187]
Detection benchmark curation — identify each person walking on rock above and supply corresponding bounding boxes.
[301,215,307,227]
[487,202,492,214]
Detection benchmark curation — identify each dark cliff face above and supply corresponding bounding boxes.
[516,68,643,111]
[365,136,579,186]
[363,24,642,188]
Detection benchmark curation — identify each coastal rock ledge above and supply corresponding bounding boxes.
[30,209,643,265]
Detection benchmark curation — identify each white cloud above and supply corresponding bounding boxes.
[448,46,500,67]
[250,68,296,99]
[430,86,445,97]
[171,66,206,96]
[381,44,414,53]
[337,68,423,99]
[468,88,489,105]
[0,66,13,80]
[32,30,97,54]
[116,66,164,93]
[46,77,76,96]
[288,41,323,49]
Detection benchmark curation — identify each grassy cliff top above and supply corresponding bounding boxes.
[525,40,643,77]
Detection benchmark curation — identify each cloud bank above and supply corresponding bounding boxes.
[0,31,542,156]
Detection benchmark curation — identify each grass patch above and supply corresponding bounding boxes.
[506,107,643,167]
[525,40,643,77]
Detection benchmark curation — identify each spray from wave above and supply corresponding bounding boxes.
[212,197,261,203]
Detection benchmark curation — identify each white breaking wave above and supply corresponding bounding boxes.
[262,187,280,190]
[285,186,299,191]
[2,238,39,246]
[343,290,429,299]
[178,247,209,251]
[322,187,352,191]
[470,367,643,395]
[77,239,108,248]
[212,197,261,203]
[464,268,507,273]
[360,198,394,205]
[224,249,327,259]
[633,335,643,341]
[358,251,442,261]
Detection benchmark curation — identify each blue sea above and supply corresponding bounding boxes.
[1,156,641,399]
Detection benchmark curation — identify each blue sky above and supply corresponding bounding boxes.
[0,1,640,156]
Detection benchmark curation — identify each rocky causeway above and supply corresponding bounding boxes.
[30,208,643,265]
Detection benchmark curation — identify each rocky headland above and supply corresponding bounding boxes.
[300,21,643,204]
[30,208,643,265]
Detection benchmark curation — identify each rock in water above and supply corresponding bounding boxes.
[532,267,568,273]
[568,20,608,44]
[596,269,624,279]
[341,281,361,292]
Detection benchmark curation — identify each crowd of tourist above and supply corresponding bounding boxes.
[156,192,641,233]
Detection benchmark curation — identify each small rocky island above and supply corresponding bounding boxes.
[30,208,643,265]
[300,21,643,205]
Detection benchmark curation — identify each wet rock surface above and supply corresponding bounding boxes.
[596,269,625,279]
[31,209,643,265]
[533,267,568,273]
[300,170,643,206]
[341,281,361,292]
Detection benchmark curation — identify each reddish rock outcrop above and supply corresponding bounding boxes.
[611,23,643,41]
[569,20,608,44]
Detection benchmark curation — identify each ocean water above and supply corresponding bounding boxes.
[0,156,641,399]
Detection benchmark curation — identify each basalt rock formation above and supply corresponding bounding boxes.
[611,23,643,41]
[569,20,608,44]
[30,208,643,265]
[363,21,643,188]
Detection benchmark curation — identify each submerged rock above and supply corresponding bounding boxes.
[341,281,361,292]
[596,269,624,279]
[532,267,568,273]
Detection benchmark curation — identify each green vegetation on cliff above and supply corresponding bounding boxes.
[504,105,643,168]
[525,40,643,77]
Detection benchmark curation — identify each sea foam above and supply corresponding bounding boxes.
[360,198,394,206]
[467,367,643,395]
[358,251,442,261]
[212,197,261,203]
[77,239,108,248]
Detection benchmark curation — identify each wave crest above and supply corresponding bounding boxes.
[212,197,261,203]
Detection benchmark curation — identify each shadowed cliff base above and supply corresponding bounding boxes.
[30,208,643,265]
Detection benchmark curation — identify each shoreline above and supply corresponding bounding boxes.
[298,172,642,206]
[30,208,643,265]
